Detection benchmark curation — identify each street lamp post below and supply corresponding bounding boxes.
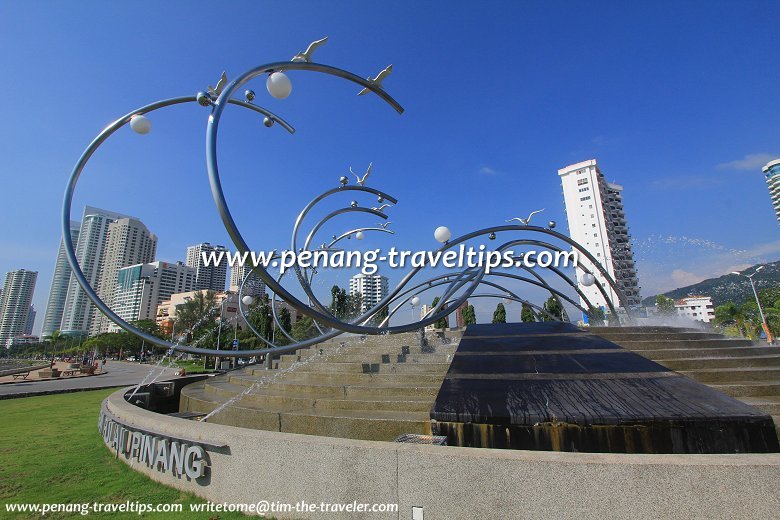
[732,266,773,344]
[215,297,227,370]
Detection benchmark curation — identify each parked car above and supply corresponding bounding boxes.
[126,356,137,362]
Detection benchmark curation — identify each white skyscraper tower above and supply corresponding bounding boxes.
[186,243,228,292]
[94,217,157,334]
[349,273,389,313]
[0,269,38,347]
[558,159,640,314]
[41,220,80,338]
[61,206,131,336]
[762,158,780,224]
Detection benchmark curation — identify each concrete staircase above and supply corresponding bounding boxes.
[591,326,780,434]
[179,331,461,441]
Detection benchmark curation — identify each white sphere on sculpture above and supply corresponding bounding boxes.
[355,231,364,240]
[129,115,151,134]
[266,72,292,99]
[434,226,451,243]
[580,273,596,287]
[242,295,255,306]
[411,296,421,307]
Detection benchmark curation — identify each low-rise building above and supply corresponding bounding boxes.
[675,296,715,323]
[156,291,301,339]
[156,290,239,337]
[8,334,40,347]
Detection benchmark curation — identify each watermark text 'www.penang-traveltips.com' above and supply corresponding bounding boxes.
[202,246,578,275]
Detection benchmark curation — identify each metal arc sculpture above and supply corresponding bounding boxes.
[62,40,630,358]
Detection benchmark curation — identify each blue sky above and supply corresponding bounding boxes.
[1,1,779,332]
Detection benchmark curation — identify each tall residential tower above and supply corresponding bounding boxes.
[0,270,38,347]
[558,159,641,314]
[41,220,80,338]
[186,243,228,292]
[93,217,157,334]
[60,206,132,336]
[349,273,389,313]
[762,158,780,224]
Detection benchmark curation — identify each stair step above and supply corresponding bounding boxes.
[739,397,780,416]
[634,346,779,360]
[709,382,780,398]
[313,353,454,364]
[657,356,780,371]
[611,339,754,350]
[279,408,430,441]
[681,367,780,383]
[589,326,700,334]
[289,362,453,374]
[200,380,435,413]
[593,332,723,341]
[269,372,447,386]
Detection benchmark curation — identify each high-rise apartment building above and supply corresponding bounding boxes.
[349,273,389,313]
[61,207,132,336]
[93,217,157,334]
[24,306,35,335]
[109,261,196,331]
[186,243,228,292]
[229,264,266,298]
[762,159,780,224]
[41,220,80,338]
[558,159,641,313]
[0,270,38,347]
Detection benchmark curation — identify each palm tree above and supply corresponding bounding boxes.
[175,291,219,343]
[714,302,749,338]
[47,330,63,361]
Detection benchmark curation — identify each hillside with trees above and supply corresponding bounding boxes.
[642,261,780,307]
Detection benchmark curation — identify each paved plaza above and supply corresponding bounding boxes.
[0,361,180,398]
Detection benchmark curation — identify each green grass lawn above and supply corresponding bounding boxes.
[174,360,211,374]
[0,389,247,519]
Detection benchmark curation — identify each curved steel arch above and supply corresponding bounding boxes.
[63,53,634,359]
[62,95,297,357]
[497,237,621,318]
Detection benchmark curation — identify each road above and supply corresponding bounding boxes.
[0,361,181,397]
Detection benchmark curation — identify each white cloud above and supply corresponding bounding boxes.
[478,166,498,175]
[639,239,780,295]
[716,153,778,171]
[670,269,705,287]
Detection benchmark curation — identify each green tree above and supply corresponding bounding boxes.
[273,307,293,346]
[132,319,163,338]
[431,297,449,329]
[278,307,292,333]
[655,295,676,316]
[246,294,274,341]
[521,304,536,323]
[492,302,506,324]
[370,305,389,327]
[329,285,362,321]
[542,296,565,321]
[175,290,219,347]
[462,304,477,325]
[291,316,318,341]
[587,307,605,326]
[713,302,749,337]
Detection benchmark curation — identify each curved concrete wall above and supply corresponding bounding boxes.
[102,388,780,519]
